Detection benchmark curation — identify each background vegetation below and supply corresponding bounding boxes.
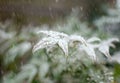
[0,0,120,83]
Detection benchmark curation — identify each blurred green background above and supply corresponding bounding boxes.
[0,0,120,83]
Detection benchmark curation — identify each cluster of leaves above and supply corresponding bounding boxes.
[2,29,119,83]
[33,30,119,61]
[0,5,120,82]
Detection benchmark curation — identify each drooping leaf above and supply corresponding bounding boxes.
[33,31,69,56]
[87,37,101,43]
[33,37,57,53]
[79,43,97,61]
[98,45,111,58]
[98,38,119,58]
[69,35,87,45]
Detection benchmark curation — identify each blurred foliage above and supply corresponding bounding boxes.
[0,15,119,83]
[114,63,120,82]
[0,0,120,83]
[0,0,109,24]
[94,0,120,38]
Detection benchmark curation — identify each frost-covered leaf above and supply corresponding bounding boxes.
[33,31,69,56]
[79,44,97,61]
[69,35,87,45]
[98,45,111,58]
[98,38,119,58]
[58,39,68,56]
[107,38,119,43]
[33,37,57,52]
[87,37,101,43]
